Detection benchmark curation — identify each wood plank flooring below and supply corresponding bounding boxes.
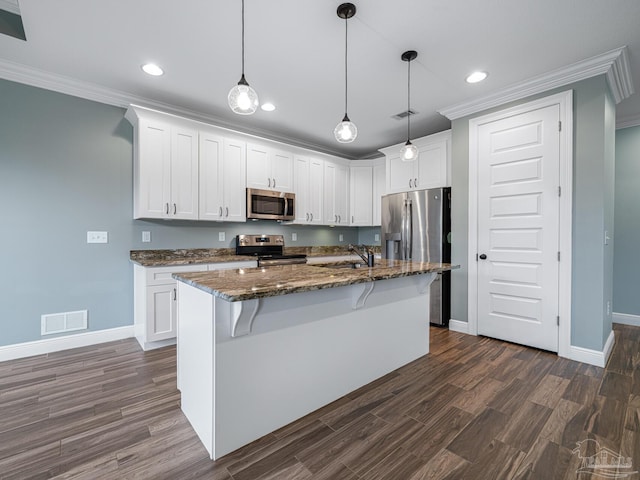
[1,324,639,479]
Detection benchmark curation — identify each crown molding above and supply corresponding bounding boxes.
[0,0,20,15]
[0,58,359,160]
[616,113,640,130]
[439,46,635,121]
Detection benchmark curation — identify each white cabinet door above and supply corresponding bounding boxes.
[199,132,224,221]
[349,166,373,226]
[246,143,293,192]
[416,139,448,190]
[170,126,199,219]
[294,156,323,224]
[246,143,271,190]
[308,158,324,224]
[372,163,385,226]
[387,155,417,194]
[136,119,171,219]
[323,162,337,224]
[335,163,349,225]
[294,156,310,223]
[271,150,294,192]
[146,284,177,342]
[382,130,451,194]
[222,139,247,222]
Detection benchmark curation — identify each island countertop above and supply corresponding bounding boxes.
[173,259,458,302]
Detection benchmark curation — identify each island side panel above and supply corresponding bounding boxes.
[212,274,432,459]
[177,282,216,458]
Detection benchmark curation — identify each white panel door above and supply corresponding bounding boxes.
[349,166,373,226]
[246,143,271,190]
[477,104,560,352]
[335,164,349,225]
[137,120,171,218]
[294,156,310,223]
[308,158,324,224]
[147,284,176,342]
[271,150,294,192]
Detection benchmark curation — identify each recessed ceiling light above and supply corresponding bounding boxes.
[261,103,276,112]
[466,71,488,83]
[141,63,164,76]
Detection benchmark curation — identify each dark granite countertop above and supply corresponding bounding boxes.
[173,259,458,302]
[130,246,381,267]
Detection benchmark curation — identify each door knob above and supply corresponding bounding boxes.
[479,254,487,260]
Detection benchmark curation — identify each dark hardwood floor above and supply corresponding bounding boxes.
[1,324,639,479]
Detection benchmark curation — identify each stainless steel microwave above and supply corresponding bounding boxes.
[246,188,295,221]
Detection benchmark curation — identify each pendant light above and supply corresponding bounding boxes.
[334,3,357,143]
[400,50,419,161]
[228,0,259,115]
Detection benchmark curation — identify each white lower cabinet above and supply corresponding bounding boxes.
[134,261,257,350]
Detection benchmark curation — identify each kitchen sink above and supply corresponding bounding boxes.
[315,262,366,270]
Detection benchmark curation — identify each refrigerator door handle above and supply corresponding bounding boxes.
[406,199,413,261]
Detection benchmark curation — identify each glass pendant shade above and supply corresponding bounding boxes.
[400,141,419,162]
[228,76,259,115]
[334,115,358,143]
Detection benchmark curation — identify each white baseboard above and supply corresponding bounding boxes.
[613,312,640,327]
[448,319,471,335]
[0,326,135,362]
[564,330,616,368]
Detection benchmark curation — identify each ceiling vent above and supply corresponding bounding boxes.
[392,109,418,120]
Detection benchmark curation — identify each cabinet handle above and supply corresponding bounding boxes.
[409,179,413,189]
[173,203,177,215]
[310,213,313,221]
[273,178,276,189]
[338,215,341,223]
[306,213,309,221]
[414,178,418,187]
[219,206,223,217]
[225,207,229,217]
[165,203,169,214]
[334,214,337,222]
[173,288,176,301]
[268,178,271,188]
[352,215,354,223]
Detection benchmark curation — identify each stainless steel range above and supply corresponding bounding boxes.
[235,234,307,266]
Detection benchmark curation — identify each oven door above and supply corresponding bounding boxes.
[247,188,295,220]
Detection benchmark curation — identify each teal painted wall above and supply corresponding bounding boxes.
[0,78,360,347]
[613,125,640,316]
[450,75,615,351]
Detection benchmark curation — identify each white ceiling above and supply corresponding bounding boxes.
[0,0,639,159]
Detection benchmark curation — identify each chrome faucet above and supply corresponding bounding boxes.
[349,244,375,267]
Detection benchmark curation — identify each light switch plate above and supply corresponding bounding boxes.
[219,232,226,242]
[87,231,108,244]
[142,231,151,243]
[291,233,297,242]
[374,234,380,242]
[339,234,344,242]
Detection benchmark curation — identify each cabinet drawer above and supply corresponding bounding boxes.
[146,264,209,285]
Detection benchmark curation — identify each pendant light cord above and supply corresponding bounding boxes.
[407,58,411,141]
[240,0,246,78]
[344,16,348,117]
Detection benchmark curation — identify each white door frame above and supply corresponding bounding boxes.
[467,90,573,358]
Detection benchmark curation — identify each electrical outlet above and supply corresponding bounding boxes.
[87,231,108,244]
[142,231,151,243]
[219,232,226,242]
[374,234,380,242]
[339,234,344,242]
[291,233,297,242]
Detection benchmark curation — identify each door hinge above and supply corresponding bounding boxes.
[559,121,562,131]
[558,186,561,197]
[557,315,560,326]
[557,251,560,261]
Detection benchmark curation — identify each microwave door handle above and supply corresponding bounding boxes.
[284,196,288,217]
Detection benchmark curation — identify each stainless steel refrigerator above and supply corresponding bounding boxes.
[381,187,451,326]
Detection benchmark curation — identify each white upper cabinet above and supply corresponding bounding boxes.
[372,162,386,226]
[294,155,323,224]
[349,166,373,226]
[199,132,246,222]
[323,161,349,225]
[246,143,294,193]
[381,130,451,194]
[127,108,199,220]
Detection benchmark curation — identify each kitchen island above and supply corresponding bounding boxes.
[174,259,456,459]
